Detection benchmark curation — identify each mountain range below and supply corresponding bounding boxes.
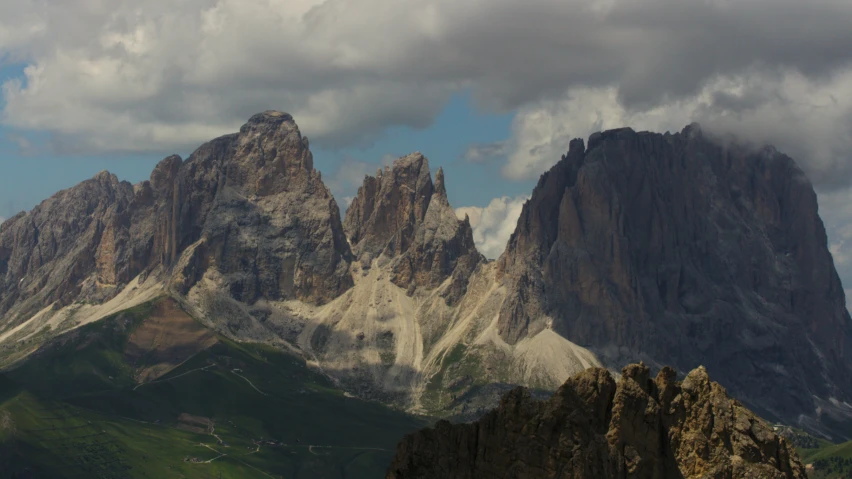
[1,110,851,445]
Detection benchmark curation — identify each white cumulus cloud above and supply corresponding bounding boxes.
[456,196,529,259]
[2,0,852,160]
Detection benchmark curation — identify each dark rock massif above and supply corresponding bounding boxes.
[387,363,807,479]
[344,152,483,302]
[496,125,852,434]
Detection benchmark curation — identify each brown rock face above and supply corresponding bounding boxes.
[344,152,434,259]
[0,172,135,325]
[386,363,807,479]
[496,125,852,437]
[344,153,483,302]
[159,111,353,304]
[0,111,353,329]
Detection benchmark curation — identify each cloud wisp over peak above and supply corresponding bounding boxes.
[463,140,508,163]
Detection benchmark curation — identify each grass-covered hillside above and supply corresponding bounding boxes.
[775,426,852,478]
[0,298,428,478]
[799,439,852,479]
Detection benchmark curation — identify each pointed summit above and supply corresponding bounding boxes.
[343,152,433,259]
[149,155,182,192]
[226,111,317,195]
[164,111,352,302]
[433,167,448,200]
[343,154,482,302]
[389,161,483,303]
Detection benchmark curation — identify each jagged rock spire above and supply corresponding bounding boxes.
[434,167,447,197]
[343,152,433,258]
[343,153,482,302]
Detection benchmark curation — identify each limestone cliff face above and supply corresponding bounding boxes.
[161,111,353,305]
[0,111,353,333]
[496,125,852,435]
[0,172,136,326]
[387,363,807,479]
[344,153,483,302]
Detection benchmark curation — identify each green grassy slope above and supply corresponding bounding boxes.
[799,440,852,478]
[780,426,852,478]
[0,299,428,478]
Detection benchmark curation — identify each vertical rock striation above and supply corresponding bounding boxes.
[161,111,353,304]
[496,125,852,435]
[0,111,353,331]
[0,172,136,325]
[344,153,483,302]
[344,153,434,261]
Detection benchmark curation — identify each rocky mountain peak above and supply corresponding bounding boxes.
[432,167,448,204]
[343,152,434,259]
[5,115,851,445]
[343,153,482,301]
[92,169,119,183]
[496,124,852,438]
[155,111,352,304]
[0,112,354,336]
[225,110,317,196]
[243,109,294,127]
[150,154,182,190]
[0,170,136,326]
[387,363,806,479]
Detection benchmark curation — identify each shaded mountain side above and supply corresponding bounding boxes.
[164,112,353,305]
[387,363,806,479]
[344,153,434,259]
[496,125,852,437]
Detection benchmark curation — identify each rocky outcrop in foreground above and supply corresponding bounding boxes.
[387,363,806,479]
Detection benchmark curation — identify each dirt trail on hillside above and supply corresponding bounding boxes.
[125,299,218,383]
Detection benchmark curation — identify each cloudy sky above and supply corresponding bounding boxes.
[2,0,852,294]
